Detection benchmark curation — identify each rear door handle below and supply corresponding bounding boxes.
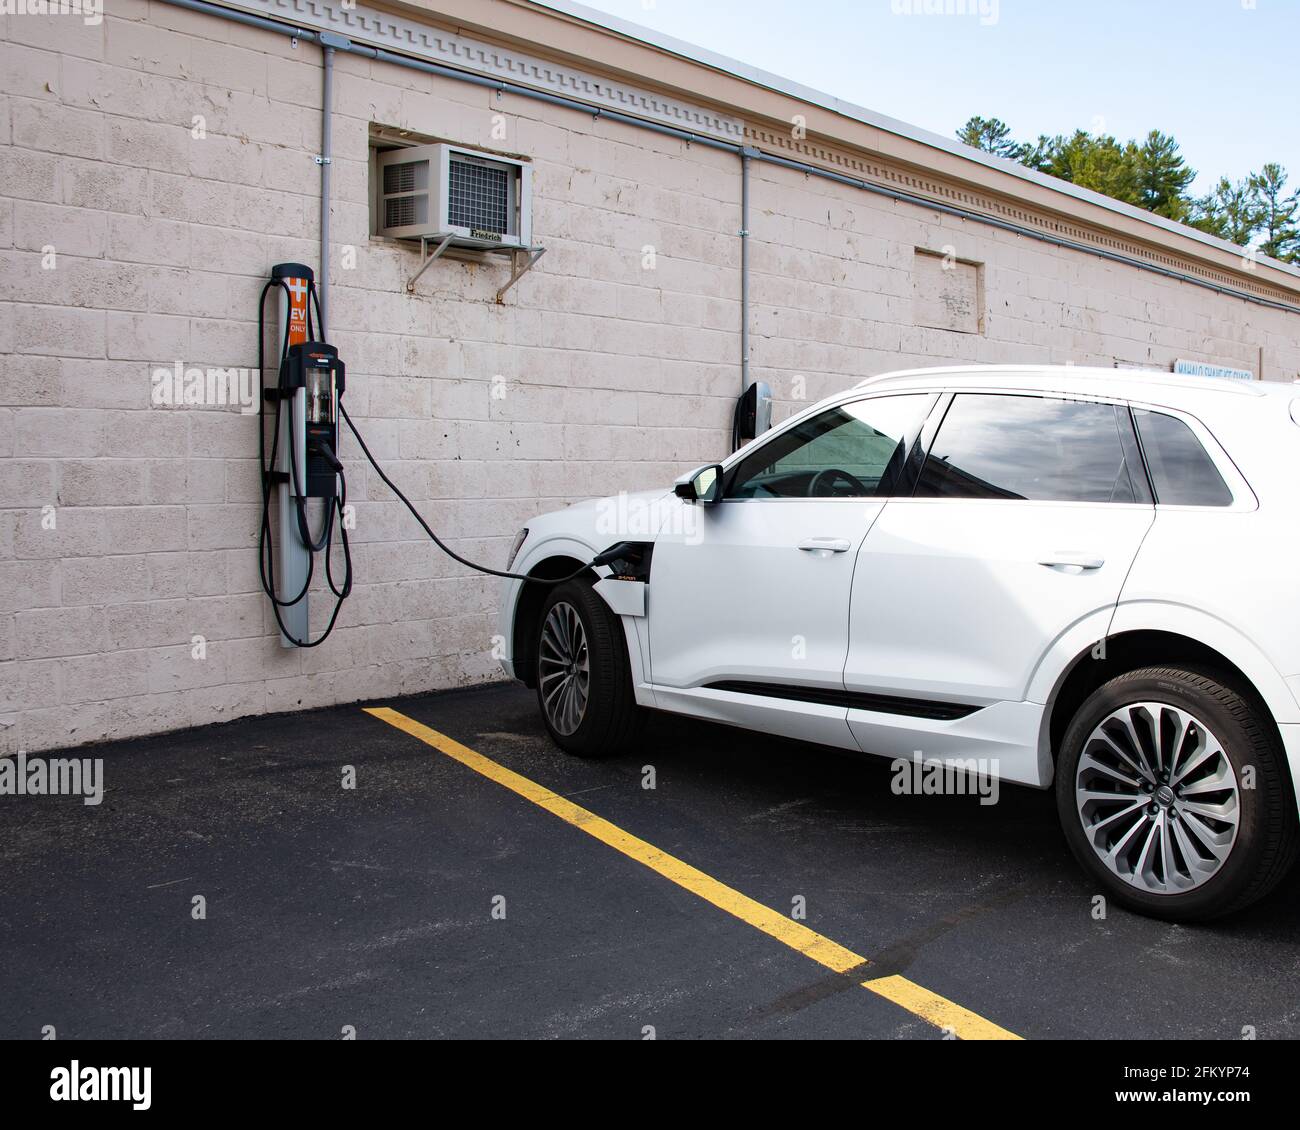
[1039,551,1105,571]
[798,537,853,555]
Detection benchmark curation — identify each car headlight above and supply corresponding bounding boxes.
[506,528,528,570]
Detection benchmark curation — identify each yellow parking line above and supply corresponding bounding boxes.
[861,974,1020,1041]
[365,705,1021,1041]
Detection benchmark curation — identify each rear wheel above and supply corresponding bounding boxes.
[535,580,640,758]
[1056,666,1297,921]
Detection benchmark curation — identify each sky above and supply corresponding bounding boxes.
[562,0,1299,196]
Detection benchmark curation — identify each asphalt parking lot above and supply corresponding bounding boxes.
[3,681,1300,1040]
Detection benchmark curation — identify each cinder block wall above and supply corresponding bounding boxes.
[2,3,1298,752]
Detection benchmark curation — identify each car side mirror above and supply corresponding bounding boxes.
[674,463,723,505]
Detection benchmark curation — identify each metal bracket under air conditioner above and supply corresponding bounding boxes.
[405,234,546,302]
[405,233,455,293]
[495,246,546,304]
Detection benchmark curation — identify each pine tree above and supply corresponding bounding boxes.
[1134,131,1196,221]
[1251,163,1300,262]
[1024,131,1141,208]
[956,116,1026,162]
[1190,177,1264,247]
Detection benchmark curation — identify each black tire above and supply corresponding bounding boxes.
[1056,666,1298,922]
[534,579,641,758]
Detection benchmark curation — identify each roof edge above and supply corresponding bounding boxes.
[530,0,1300,284]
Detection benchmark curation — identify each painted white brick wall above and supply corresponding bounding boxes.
[2,3,1299,752]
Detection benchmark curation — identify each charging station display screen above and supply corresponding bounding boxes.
[307,366,334,425]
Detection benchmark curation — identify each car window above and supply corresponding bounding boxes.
[916,394,1141,503]
[1133,408,1233,506]
[726,394,931,499]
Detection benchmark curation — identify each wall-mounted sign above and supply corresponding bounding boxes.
[1173,359,1255,382]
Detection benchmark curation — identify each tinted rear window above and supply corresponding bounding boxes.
[1133,409,1233,507]
[916,394,1141,503]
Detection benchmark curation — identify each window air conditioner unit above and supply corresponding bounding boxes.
[377,143,532,248]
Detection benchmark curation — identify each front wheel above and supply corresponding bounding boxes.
[1056,666,1298,921]
[534,580,641,758]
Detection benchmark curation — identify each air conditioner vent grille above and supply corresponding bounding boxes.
[449,158,510,235]
[385,195,423,229]
[384,161,417,195]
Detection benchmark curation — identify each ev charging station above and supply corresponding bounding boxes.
[259,263,351,648]
[271,263,312,646]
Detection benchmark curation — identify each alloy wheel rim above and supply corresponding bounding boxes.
[1075,702,1240,895]
[539,602,590,736]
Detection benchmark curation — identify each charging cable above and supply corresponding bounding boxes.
[258,278,630,648]
[337,403,618,583]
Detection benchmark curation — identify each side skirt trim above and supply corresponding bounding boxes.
[705,681,981,721]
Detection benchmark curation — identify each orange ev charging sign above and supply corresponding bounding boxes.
[284,274,310,347]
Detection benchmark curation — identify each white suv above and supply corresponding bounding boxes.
[498,366,1300,920]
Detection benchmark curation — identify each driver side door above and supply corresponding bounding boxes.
[647,393,934,748]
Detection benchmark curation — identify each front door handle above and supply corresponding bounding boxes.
[1039,551,1105,572]
[798,537,853,555]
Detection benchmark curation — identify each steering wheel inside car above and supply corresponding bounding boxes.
[808,467,868,497]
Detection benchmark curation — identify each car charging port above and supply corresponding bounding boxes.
[591,541,653,582]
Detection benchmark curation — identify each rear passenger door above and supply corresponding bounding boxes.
[845,392,1156,714]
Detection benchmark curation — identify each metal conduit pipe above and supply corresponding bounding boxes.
[740,148,754,394]
[318,40,335,335]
